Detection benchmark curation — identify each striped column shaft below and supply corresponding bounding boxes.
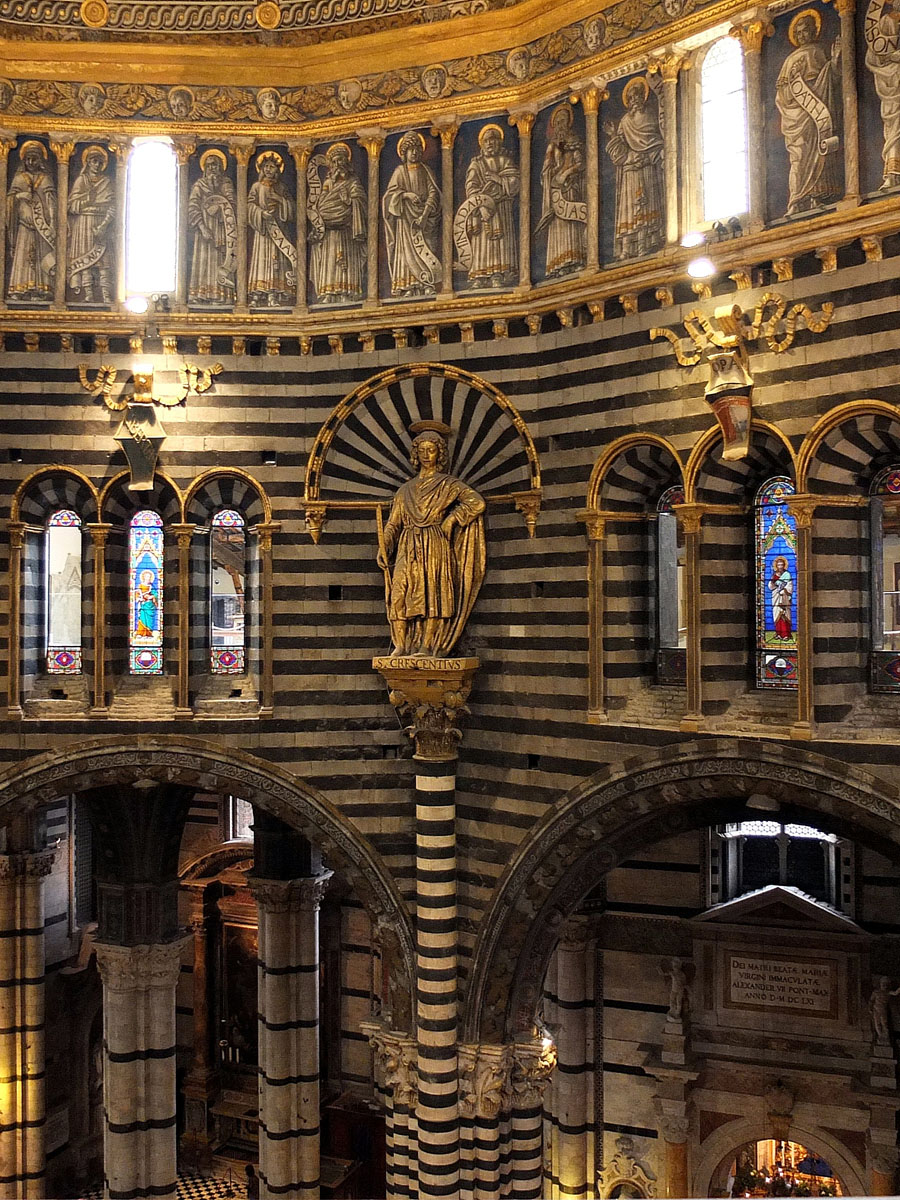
[250,872,331,1200]
[556,930,591,1199]
[93,939,188,1200]
[509,1106,543,1200]
[415,761,459,1200]
[362,1023,418,1200]
[543,949,560,1195]
[458,1043,511,1200]
[0,851,55,1199]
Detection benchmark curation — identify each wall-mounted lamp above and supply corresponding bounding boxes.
[687,256,716,279]
[680,231,706,248]
[124,294,149,315]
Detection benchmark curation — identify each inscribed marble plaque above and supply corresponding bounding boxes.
[727,953,836,1016]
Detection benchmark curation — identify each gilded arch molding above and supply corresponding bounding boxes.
[462,737,900,1044]
[0,734,415,1024]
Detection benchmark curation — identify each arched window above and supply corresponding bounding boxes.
[870,467,900,690]
[46,509,82,673]
[129,510,164,674]
[210,509,246,674]
[656,486,686,684]
[720,821,841,905]
[700,36,749,222]
[755,476,798,688]
[125,139,178,301]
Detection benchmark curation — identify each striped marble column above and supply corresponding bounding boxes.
[0,849,56,1199]
[458,1043,512,1200]
[555,923,593,1199]
[508,1039,557,1200]
[93,938,188,1200]
[363,1022,418,1200]
[249,871,332,1200]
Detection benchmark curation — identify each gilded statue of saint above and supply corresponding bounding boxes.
[377,422,486,658]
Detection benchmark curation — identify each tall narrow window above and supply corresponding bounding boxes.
[870,467,900,690]
[656,486,687,685]
[210,509,246,674]
[125,139,178,299]
[756,477,798,688]
[129,510,164,674]
[700,36,749,221]
[46,509,82,673]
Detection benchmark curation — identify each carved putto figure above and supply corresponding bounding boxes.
[188,148,237,306]
[604,76,665,260]
[775,8,842,216]
[167,86,194,120]
[865,0,900,188]
[382,131,442,298]
[78,82,106,117]
[68,144,114,305]
[536,103,587,279]
[454,123,519,289]
[6,140,56,303]
[307,142,367,304]
[869,976,900,1043]
[660,957,690,1021]
[376,421,486,658]
[421,64,448,99]
[248,150,296,308]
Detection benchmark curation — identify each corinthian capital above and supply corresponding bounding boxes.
[510,1037,557,1108]
[248,870,333,914]
[459,1043,514,1119]
[361,1022,418,1108]
[94,936,190,993]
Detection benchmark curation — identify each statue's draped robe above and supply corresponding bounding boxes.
[67,167,114,295]
[538,138,586,277]
[463,149,519,282]
[6,165,56,300]
[383,470,486,656]
[382,160,442,294]
[248,177,295,302]
[606,103,665,260]
[309,170,367,302]
[865,4,900,180]
[775,41,841,212]
[188,175,237,303]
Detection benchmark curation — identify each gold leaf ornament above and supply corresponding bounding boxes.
[79,0,109,27]
[254,1,281,28]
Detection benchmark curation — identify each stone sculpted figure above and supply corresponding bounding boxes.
[870,976,900,1043]
[775,8,842,216]
[604,76,665,260]
[6,140,56,303]
[188,148,237,305]
[247,150,296,308]
[382,130,442,298]
[536,103,587,279]
[660,957,690,1021]
[454,123,519,289]
[67,144,114,305]
[865,0,900,189]
[307,142,367,304]
[377,421,486,658]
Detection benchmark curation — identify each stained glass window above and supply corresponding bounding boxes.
[700,36,749,221]
[755,476,798,688]
[210,509,245,674]
[46,510,82,674]
[129,510,164,674]
[869,467,900,690]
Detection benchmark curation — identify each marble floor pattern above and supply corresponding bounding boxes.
[83,1172,242,1199]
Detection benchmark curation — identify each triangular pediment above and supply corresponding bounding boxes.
[694,885,863,934]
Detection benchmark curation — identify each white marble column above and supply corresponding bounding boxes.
[249,871,332,1200]
[172,139,195,310]
[93,938,188,1200]
[358,130,385,306]
[432,120,458,298]
[0,134,15,309]
[835,0,860,203]
[555,924,592,1199]
[731,20,772,232]
[231,141,253,312]
[49,138,74,310]
[0,849,56,1198]
[579,86,605,273]
[654,53,686,245]
[508,110,535,291]
[289,140,312,314]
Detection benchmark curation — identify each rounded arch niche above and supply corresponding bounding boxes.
[463,737,900,1043]
[303,361,541,542]
[0,735,415,1024]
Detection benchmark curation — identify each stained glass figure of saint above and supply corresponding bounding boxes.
[129,510,163,674]
[756,476,798,688]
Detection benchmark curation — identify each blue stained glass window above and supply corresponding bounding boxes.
[129,510,164,674]
[210,509,246,674]
[46,509,83,674]
[756,476,798,689]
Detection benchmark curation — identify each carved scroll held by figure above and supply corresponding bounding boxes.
[604,76,665,261]
[188,148,237,306]
[6,140,56,303]
[382,131,442,298]
[248,150,296,308]
[869,976,900,1044]
[865,0,900,189]
[376,421,486,658]
[775,8,842,216]
[307,142,367,305]
[536,103,587,279]
[454,123,519,290]
[68,144,114,306]
[660,957,690,1021]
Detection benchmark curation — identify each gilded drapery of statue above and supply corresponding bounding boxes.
[6,140,56,303]
[377,422,486,658]
[248,150,296,308]
[604,77,665,260]
[865,0,900,188]
[382,131,442,298]
[68,144,114,305]
[775,8,842,216]
[188,148,237,305]
[454,123,519,289]
[536,103,587,279]
[307,142,367,304]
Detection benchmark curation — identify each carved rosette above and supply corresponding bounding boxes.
[0,849,58,880]
[361,1021,418,1108]
[94,935,190,993]
[373,656,479,762]
[509,1037,557,1108]
[459,1043,513,1119]
[247,870,333,914]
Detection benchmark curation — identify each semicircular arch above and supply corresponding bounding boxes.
[797,399,900,494]
[11,466,100,524]
[587,433,684,512]
[685,420,797,504]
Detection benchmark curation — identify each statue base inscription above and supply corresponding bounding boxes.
[373,655,479,763]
